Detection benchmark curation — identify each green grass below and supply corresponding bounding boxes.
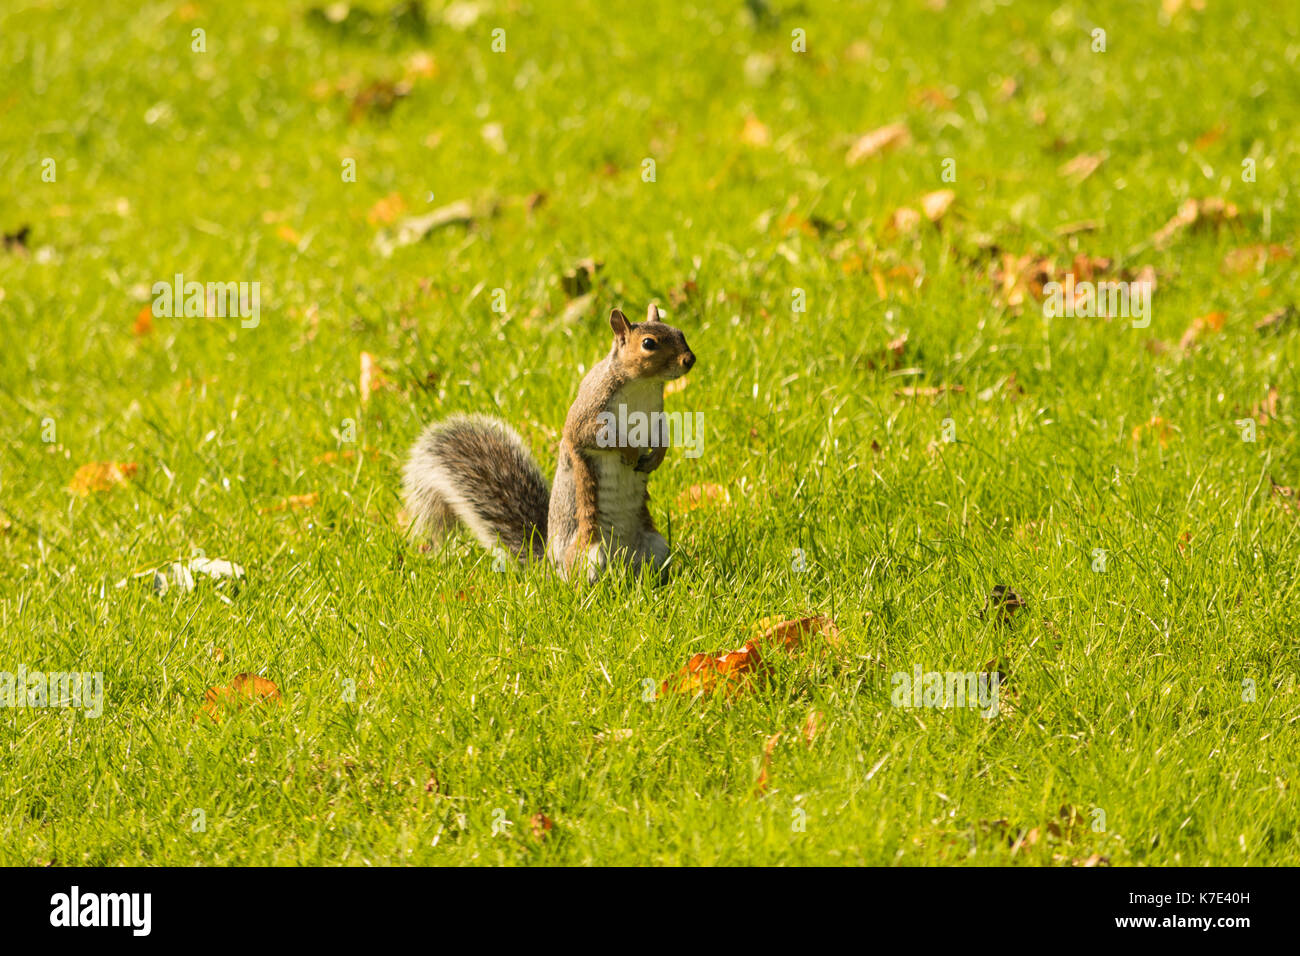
[2,0,1298,865]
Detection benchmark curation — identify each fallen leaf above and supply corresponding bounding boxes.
[1222,244,1291,276]
[676,483,731,510]
[895,385,965,399]
[740,114,771,147]
[888,206,922,236]
[69,461,139,496]
[1152,197,1238,248]
[366,192,407,226]
[1059,153,1105,183]
[1255,305,1297,334]
[662,644,765,696]
[133,305,154,336]
[752,615,844,652]
[846,123,910,165]
[801,709,822,745]
[1132,416,1173,447]
[529,813,553,842]
[754,731,781,794]
[259,492,319,514]
[1193,122,1227,150]
[198,673,282,723]
[1252,386,1280,425]
[919,189,956,223]
[1179,311,1226,351]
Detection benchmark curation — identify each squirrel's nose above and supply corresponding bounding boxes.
[682,352,696,370]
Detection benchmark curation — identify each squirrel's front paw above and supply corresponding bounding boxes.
[634,445,667,473]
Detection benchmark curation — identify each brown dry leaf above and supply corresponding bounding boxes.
[662,644,765,696]
[349,78,412,123]
[529,812,553,842]
[801,709,823,746]
[754,731,782,794]
[198,673,282,723]
[1178,311,1227,352]
[888,206,923,236]
[133,305,154,337]
[740,114,772,147]
[676,482,731,510]
[1255,305,1297,334]
[866,332,908,371]
[1132,416,1173,448]
[259,492,319,515]
[753,615,844,653]
[895,385,965,399]
[1223,243,1291,275]
[1269,476,1299,515]
[919,189,956,223]
[69,461,139,496]
[846,123,910,165]
[1153,197,1239,248]
[366,192,407,226]
[1059,153,1105,183]
[1252,386,1280,425]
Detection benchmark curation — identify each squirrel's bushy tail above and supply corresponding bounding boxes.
[402,414,550,563]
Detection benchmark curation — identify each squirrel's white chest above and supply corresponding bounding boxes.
[592,379,662,543]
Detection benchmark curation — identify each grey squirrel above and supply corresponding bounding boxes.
[402,304,696,582]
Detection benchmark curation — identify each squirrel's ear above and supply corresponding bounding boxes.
[609,309,631,343]
[646,303,660,323]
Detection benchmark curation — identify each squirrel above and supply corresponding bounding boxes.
[402,303,696,582]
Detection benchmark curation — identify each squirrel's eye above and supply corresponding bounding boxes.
[641,338,658,351]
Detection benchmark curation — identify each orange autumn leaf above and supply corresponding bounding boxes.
[198,672,282,723]
[133,304,154,337]
[846,123,910,165]
[69,461,139,496]
[259,492,319,514]
[1179,311,1226,351]
[676,482,731,511]
[663,643,765,697]
[276,224,301,244]
[1132,416,1173,448]
[366,192,407,226]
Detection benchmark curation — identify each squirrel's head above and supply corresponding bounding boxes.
[609,305,696,381]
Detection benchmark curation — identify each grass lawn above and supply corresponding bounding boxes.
[1,0,1298,865]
